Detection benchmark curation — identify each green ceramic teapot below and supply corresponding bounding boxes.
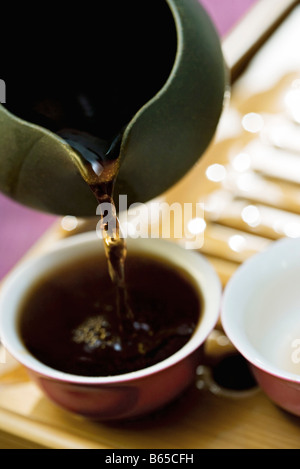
[0,0,226,216]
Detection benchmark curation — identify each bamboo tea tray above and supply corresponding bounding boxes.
[1,1,300,449]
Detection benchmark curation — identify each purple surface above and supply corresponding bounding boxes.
[0,196,57,279]
[0,0,258,280]
[200,0,258,36]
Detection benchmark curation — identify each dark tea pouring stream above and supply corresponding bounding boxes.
[62,129,138,344]
[89,174,136,341]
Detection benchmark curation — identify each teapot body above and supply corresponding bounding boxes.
[0,0,226,216]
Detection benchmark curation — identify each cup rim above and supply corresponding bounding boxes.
[0,232,222,385]
[221,237,300,384]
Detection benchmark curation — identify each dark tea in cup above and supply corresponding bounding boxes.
[18,251,202,377]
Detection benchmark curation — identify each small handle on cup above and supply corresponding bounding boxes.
[203,329,237,367]
[197,329,258,396]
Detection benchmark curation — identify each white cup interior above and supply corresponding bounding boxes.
[222,237,300,382]
[0,232,222,384]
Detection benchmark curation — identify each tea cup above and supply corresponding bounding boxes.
[222,237,300,417]
[0,232,221,420]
